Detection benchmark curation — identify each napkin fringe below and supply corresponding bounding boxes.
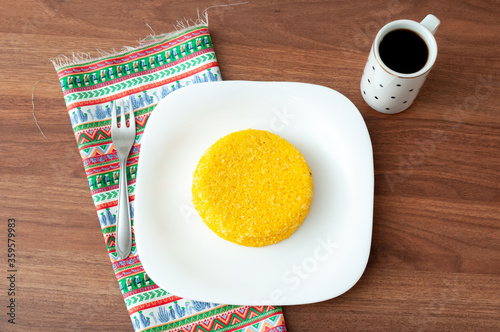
[50,10,209,71]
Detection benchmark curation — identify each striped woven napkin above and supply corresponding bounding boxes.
[52,24,287,332]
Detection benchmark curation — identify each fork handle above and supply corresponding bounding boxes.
[116,159,132,260]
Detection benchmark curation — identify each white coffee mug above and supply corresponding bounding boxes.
[360,14,440,114]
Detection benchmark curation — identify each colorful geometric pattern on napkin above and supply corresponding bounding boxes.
[53,25,287,332]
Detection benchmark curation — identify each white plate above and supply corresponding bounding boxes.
[135,81,373,305]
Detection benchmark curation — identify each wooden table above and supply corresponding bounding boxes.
[1,0,499,331]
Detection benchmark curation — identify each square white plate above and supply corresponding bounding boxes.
[135,81,373,305]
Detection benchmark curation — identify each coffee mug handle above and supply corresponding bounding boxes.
[420,14,440,35]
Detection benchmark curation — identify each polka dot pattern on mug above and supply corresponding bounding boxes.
[359,15,440,113]
[360,49,428,114]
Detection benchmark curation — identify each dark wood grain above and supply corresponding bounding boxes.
[1,0,499,331]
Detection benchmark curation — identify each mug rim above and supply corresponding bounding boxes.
[373,19,438,78]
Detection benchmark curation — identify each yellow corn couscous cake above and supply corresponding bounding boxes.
[192,129,313,247]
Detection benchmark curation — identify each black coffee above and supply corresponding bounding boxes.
[379,29,428,74]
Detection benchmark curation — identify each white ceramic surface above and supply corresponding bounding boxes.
[134,81,374,305]
[361,14,440,114]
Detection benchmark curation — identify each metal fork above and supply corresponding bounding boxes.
[111,99,136,260]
